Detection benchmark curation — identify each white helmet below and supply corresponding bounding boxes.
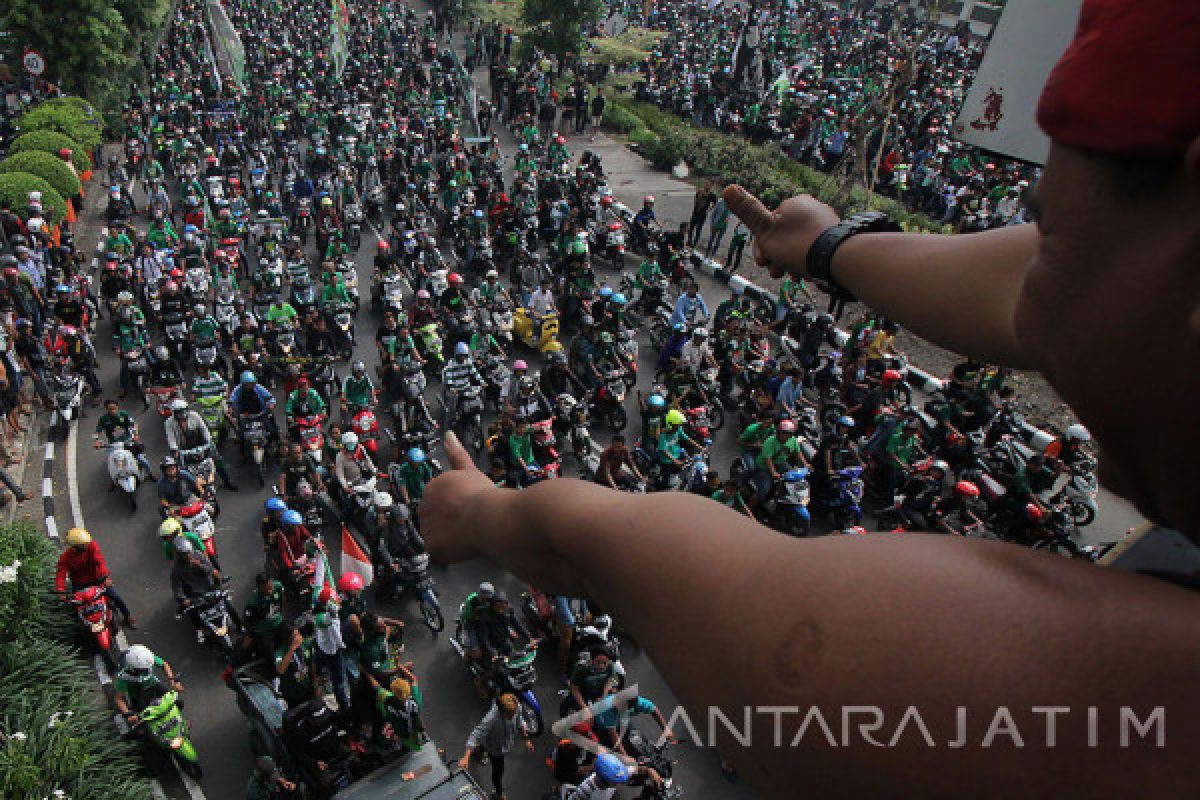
[124,644,155,672]
[373,491,394,510]
[341,431,360,450]
[1065,424,1091,443]
[170,398,189,413]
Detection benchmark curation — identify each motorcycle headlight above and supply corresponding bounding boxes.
[212,625,227,637]
[169,736,184,750]
[90,621,107,633]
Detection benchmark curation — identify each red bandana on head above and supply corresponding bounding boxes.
[1037,0,1200,155]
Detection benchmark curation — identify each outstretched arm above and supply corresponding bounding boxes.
[422,432,1200,800]
[723,186,1038,366]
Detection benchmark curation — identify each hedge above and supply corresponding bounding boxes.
[0,173,68,227]
[0,521,155,800]
[606,98,950,233]
[18,104,103,154]
[9,131,92,175]
[0,151,83,202]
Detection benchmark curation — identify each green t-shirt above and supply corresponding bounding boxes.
[570,662,615,703]
[884,430,919,465]
[358,631,396,683]
[738,422,774,449]
[274,638,314,705]
[244,581,284,634]
[395,461,434,501]
[95,411,136,443]
[266,303,298,325]
[757,435,800,472]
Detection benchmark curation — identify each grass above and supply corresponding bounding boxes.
[586,27,665,65]
[467,0,523,30]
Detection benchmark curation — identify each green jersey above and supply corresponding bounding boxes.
[757,434,801,472]
[394,461,434,501]
[265,303,298,325]
[95,411,137,443]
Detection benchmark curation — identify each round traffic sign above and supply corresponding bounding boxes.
[23,50,46,76]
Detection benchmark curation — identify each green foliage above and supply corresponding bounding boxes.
[0,152,83,201]
[587,27,664,66]
[0,173,68,226]
[18,104,103,154]
[6,0,170,121]
[601,104,642,135]
[0,522,155,800]
[606,99,949,233]
[466,0,524,29]
[522,0,602,59]
[9,131,92,175]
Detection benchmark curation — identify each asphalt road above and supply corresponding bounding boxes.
[57,11,1144,800]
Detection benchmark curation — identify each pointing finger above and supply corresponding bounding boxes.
[441,430,478,472]
[723,184,775,238]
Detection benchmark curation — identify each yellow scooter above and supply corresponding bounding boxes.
[513,308,563,354]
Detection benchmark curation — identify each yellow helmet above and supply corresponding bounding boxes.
[158,518,183,539]
[65,528,92,547]
[665,410,686,427]
[389,677,412,700]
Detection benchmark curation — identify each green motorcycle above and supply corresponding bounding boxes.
[138,689,202,780]
[196,394,228,445]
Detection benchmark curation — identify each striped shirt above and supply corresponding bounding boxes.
[442,358,480,391]
[192,373,228,399]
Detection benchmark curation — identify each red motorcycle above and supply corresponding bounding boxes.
[529,418,562,480]
[68,585,121,669]
[294,414,327,465]
[351,407,380,456]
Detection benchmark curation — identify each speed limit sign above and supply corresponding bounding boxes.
[22,49,46,76]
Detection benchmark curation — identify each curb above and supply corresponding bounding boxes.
[42,439,58,542]
[1,408,40,526]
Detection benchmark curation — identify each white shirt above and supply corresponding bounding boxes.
[680,339,711,371]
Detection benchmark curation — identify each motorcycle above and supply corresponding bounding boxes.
[181,587,242,657]
[105,440,141,510]
[351,407,380,456]
[195,394,228,445]
[445,383,486,454]
[513,308,562,354]
[145,383,183,419]
[415,323,445,374]
[450,613,544,736]
[122,347,152,407]
[344,203,364,249]
[131,688,202,780]
[239,411,273,487]
[178,496,220,568]
[529,419,562,481]
[815,466,866,527]
[375,272,408,317]
[589,368,628,431]
[293,414,326,465]
[386,551,444,633]
[1043,457,1100,528]
[50,361,85,441]
[163,311,189,364]
[603,221,627,268]
[194,336,222,377]
[764,468,813,537]
[328,301,356,358]
[68,585,121,670]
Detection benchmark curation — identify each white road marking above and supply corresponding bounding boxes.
[42,477,53,499]
[66,420,84,530]
[44,441,54,460]
[116,629,129,652]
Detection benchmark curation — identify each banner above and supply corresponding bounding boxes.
[340,523,374,587]
[954,0,1082,165]
[331,0,351,80]
[206,0,246,88]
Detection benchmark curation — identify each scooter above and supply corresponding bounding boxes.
[351,407,380,456]
[133,688,202,780]
[239,411,273,487]
[386,552,444,633]
[105,440,141,511]
[178,496,220,569]
[764,468,813,536]
[68,585,121,669]
[50,361,84,441]
[450,611,545,737]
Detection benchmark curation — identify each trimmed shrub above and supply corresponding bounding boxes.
[9,131,92,175]
[602,104,642,135]
[0,173,68,226]
[18,104,103,153]
[0,151,83,202]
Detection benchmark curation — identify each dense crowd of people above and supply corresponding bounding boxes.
[0,0,1133,798]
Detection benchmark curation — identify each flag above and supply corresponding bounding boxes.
[331,0,350,80]
[311,538,338,607]
[340,523,374,587]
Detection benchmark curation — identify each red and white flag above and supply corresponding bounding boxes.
[340,523,374,587]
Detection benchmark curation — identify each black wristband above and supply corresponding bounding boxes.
[806,212,898,296]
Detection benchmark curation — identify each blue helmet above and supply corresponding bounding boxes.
[612,292,626,305]
[598,286,614,298]
[55,284,70,293]
[648,394,665,409]
[265,497,287,513]
[407,448,426,463]
[837,415,855,428]
[240,371,257,385]
[281,510,303,526]
[455,341,470,356]
[595,753,630,785]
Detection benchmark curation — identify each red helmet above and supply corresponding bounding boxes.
[3,267,17,279]
[317,584,335,605]
[881,369,902,384]
[555,135,566,145]
[169,268,183,279]
[778,418,796,434]
[954,480,980,499]
[165,281,179,292]
[448,272,463,286]
[297,375,310,388]
[600,195,614,207]
[377,240,389,250]
[1024,503,1044,522]
[104,261,118,271]
[337,572,364,592]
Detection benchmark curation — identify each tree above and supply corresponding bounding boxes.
[521,0,602,60]
[5,0,132,110]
